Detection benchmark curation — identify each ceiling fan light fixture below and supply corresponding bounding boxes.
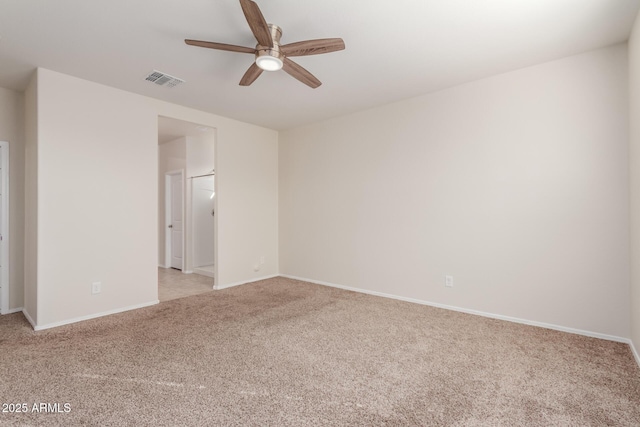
[185,1,344,88]
[256,54,283,71]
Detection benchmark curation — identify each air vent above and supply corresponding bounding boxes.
[144,70,184,88]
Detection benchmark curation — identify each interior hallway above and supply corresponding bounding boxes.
[158,267,214,302]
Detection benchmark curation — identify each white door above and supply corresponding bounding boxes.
[170,174,183,270]
[192,176,215,268]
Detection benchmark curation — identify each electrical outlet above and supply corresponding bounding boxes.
[92,282,102,295]
[445,275,453,288]
[260,256,265,265]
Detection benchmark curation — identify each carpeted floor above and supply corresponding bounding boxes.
[1,277,639,426]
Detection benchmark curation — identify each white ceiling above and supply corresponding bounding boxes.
[1,0,639,131]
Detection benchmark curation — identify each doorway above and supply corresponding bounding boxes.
[157,117,216,302]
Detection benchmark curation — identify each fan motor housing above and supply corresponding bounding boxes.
[256,24,284,62]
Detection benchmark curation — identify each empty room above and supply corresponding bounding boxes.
[1,0,640,425]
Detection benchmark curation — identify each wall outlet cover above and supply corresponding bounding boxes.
[445,275,454,288]
[92,282,102,295]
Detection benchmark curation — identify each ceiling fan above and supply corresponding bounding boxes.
[185,0,345,88]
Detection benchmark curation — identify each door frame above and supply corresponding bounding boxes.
[0,141,9,314]
[165,169,185,271]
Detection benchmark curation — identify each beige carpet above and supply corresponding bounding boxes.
[1,277,639,426]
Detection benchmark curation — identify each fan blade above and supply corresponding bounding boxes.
[239,63,264,86]
[282,58,321,88]
[185,39,255,54]
[280,38,345,57]
[239,0,273,48]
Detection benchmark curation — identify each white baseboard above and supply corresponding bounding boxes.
[1,306,24,315]
[280,274,630,344]
[29,300,159,331]
[631,340,640,368]
[215,274,279,290]
[159,265,192,274]
[22,308,36,328]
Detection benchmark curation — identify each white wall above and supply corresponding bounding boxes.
[629,11,640,360]
[24,74,37,323]
[159,137,187,172]
[212,123,278,287]
[158,137,186,266]
[186,135,215,177]
[36,69,158,326]
[0,86,25,312]
[28,68,278,328]
[280,44,630,338]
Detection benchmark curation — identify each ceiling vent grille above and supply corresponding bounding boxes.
[144,70,185,88]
